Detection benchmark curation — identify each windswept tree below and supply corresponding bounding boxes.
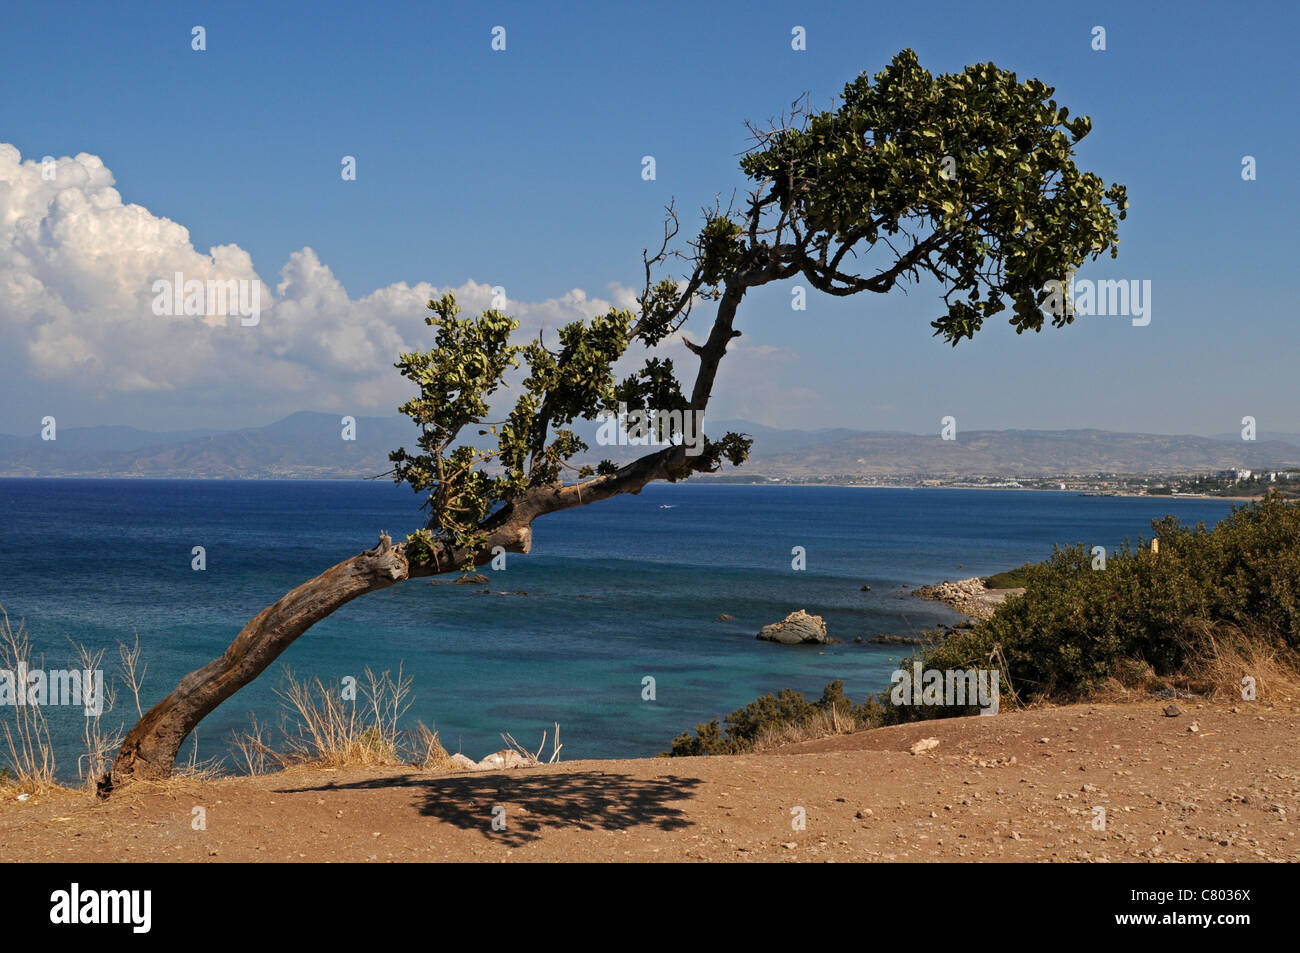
[111,50,1127,785]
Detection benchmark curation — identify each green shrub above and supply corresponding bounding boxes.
[984,564,1035,589]
[924,494,1300,702]
[667,680,866,756]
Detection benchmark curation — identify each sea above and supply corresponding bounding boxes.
[0,479,1238,778]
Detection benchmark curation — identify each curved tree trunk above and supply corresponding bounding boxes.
[108,534,409,787]
[108,284,747,790]
[104,449,673,787]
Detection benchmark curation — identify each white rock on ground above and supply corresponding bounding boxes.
[475,749,534,771]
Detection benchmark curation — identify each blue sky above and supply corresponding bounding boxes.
[1,0,1296,436]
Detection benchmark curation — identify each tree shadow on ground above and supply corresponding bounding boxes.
[277,770,703,847]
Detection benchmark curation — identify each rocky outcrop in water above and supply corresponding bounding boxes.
[756,609,832,644]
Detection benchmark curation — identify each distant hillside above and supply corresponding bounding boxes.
[0,412,418,479]
[1,413,1297,480]
[1209,430,1300,446]
[726,428,1300,479]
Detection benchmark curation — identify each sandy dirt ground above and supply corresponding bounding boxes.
[3,698,1298,862]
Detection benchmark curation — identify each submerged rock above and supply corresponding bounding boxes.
[430,573,491,586]
[868,633,933,646]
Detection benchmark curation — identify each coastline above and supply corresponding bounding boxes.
[0,474,1264,504]
[913,576,1025,620]
[694,481,1258,502]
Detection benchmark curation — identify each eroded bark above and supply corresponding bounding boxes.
[109,534,408,786]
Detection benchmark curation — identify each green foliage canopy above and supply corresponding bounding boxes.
[389,50,1128,569]
[739,49,1128,344]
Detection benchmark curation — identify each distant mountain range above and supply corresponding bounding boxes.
[0,412,416,479]
[739,428,1300,479]
[2,412,1298,480]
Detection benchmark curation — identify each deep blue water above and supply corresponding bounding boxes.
[0,480,1236,776]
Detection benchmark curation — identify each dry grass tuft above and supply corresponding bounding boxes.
[0,607,127,797]
[1183,621,1300,703]
[501,722,563,765]
[0,606,57,795]
[229,714,277,777]
[118,631,147,719]
[232,666,414,770]
[1088,622,1300,706]
[750,705,863,752]
[70,640,119,791]
[173,732,224,781]
[410,721,460,771]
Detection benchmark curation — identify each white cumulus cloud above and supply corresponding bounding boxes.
[0,144,641,429]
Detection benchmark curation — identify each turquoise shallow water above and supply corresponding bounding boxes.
[0,479,1236,776]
